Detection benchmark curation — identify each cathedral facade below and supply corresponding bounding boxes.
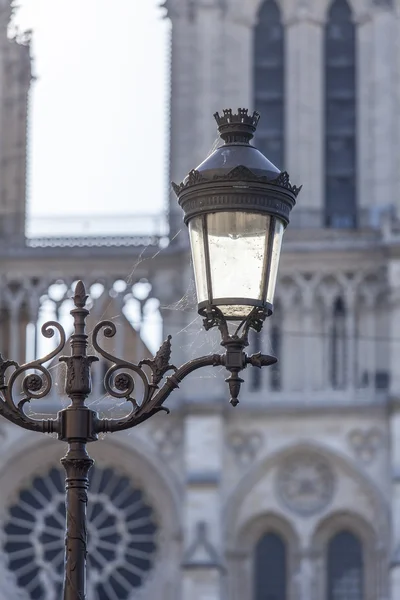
[0,0,398,599]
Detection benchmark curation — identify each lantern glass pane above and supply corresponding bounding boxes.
[266,218,284,305]
[188,216,208,304]
[207,211,270,317]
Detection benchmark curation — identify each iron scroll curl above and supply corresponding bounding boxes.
[0,320,65,433]
[92,320,152,414]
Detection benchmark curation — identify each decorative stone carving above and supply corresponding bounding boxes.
[151,422,182,458]
[348,428,383,464]
[227,430,263,465]
[276,453,335,516]
[182,521,222,568]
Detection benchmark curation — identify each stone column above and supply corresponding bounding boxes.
[153,263,192,370]
[344,288,357,395]
[167,1,200,237]
[285,9,324,222]
[299,282,316,392]
[0,35,30,243]
[4,285,26,364]
[221,3,257,109]
[363,295,377,396]
[321,295,334,391]
[293,549,319,600]
[27,286,41,360]
[357,15,374,214]
[182,412,224,600]
[388,259,400,598]
[368,6,398,214]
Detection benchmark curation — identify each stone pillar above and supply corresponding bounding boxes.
[294,549,319,600]
[182,412,224,599]
[362,295,377,395]
[357,15,374,214]
[153,263,192,370]
[0,33,31,243]
[388,259,400,598]
[321,296,333,391]
[167,0,262,238]
[221,3,257,109]
[167,1,228,237]
[167,1,200,237]
[368,6,398,214]
[299,283,315,392]
[285,10,324,221]
[4,285,26,364]
[345,288,356,394]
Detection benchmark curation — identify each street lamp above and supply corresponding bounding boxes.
[0,109,301,600]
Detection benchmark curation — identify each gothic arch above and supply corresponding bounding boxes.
[311,511,385,600]
[317,0,371,23]
[236,511,299,553]
[226,512,300,600]
[312,510,377,549]
[224,440,389,548]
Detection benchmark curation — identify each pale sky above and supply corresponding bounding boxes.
[13,0,170,221]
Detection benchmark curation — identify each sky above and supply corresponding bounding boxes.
[13,0,170,222]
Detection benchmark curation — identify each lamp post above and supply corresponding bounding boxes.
[0,109,301,599]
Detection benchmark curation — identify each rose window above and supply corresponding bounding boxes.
[2,465,158,600]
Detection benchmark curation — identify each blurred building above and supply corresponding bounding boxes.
[0,0,398,599]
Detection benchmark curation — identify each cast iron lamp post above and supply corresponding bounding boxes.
[0,109,300,599]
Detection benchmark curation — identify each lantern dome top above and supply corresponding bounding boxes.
[172,108,301,227]
[186,108,281,183]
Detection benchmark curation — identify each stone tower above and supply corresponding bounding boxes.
[164,1,400,599]
[0,2,31,243]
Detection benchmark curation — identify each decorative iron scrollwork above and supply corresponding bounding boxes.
[172,166,302,197]
[0,321,65,434]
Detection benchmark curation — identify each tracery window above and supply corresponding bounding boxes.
[330,297,346,389]
[327,531,363,600]
[253,0,285,168]
[325,0,357,228]
[254,532,287,600]
[2,465,158,600]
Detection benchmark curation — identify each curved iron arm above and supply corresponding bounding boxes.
[93,306,277,432]
[0,321,65,434]
[96,353,223,433]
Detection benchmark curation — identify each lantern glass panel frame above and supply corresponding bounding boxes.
[188,210,285,320]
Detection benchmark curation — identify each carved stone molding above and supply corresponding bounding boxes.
[182,521,222,569]
[227,429,263,466]
[151,422,182,459]
[276,453,335,516]
[348,428,383,464]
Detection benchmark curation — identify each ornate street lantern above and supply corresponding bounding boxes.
[173,108,301,325]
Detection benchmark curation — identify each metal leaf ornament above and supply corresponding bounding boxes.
[139,335,177,386]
